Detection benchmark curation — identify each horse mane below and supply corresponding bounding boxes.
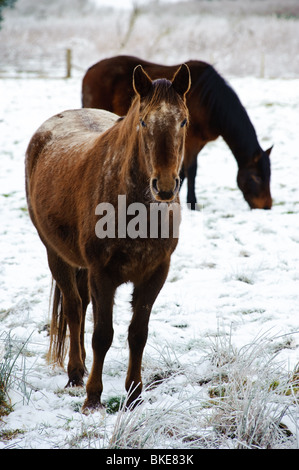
[143,78,182,112]
[151,78,172,97]
[120,77,187,141]
[194,64,260,159]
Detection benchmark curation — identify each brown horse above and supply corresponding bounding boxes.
[82,55,273,210]
[25,64,191,411]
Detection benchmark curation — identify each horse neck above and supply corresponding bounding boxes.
[220,105,262,169]
[196,66,261,169]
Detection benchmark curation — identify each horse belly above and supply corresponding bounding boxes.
[30,198,87,268]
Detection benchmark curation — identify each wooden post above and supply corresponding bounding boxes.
[66,48,72,78]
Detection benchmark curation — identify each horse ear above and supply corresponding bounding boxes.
[265,145,273,157]
[133,65,152,98]
[171,64,191,97]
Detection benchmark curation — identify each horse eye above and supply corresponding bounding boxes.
[181,118,187,128]
[251,175,262,185]
[140,119,146,128]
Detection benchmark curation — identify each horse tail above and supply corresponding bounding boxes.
[47,279,68,368]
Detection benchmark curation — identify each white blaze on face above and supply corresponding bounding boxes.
[146,101,182,134]
[141,100,188,186]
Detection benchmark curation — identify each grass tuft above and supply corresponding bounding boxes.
[0,332,32,418]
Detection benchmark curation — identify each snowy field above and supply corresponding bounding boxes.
[1,0,299,450]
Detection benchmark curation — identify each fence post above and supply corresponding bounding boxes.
[66,48,72,78]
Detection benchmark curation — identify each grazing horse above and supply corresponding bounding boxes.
[25,64,191,411]
[82,55,273,210]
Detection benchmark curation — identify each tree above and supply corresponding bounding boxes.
[0,0,17,28]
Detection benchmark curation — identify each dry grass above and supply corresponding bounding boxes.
[1,0,299,78]
[70,331,299,449]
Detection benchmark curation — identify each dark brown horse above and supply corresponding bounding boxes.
[82,55,272,210]
[25,64,191,411]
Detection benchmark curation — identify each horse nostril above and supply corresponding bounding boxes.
[151,178,159,194]
[174,177,180,193]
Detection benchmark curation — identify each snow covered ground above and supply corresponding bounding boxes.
[0,0,299,450]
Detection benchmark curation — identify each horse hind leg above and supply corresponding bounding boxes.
[76,268,90,373]
[47,249,86,387]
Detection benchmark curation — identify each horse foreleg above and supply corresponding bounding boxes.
[125,260,170,408]
[83,270,116,412]
[186,156,198,210]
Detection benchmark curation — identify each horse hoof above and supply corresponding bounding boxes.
[126,396,143,410]
[65,379,84,388]
[188,202,201,211]
[82,398,104,414]
[65,375,84,388]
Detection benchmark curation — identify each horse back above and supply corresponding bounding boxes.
[82,55,209,112]
[26,108,118,176]
[30,108,118,145]
[81,56,216,155]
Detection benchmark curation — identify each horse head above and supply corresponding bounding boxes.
[237,146,273,209]
[133,64,191,202]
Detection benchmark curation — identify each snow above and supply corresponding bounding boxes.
[0,0,299,450]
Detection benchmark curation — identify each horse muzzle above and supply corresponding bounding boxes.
[249,194,273,210]
[151,176,180,202]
